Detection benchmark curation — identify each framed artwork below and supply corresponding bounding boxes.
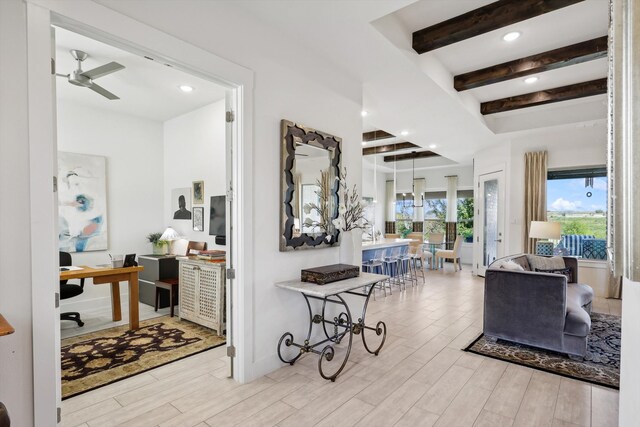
[58,152,108,252]
[192,180,204,205]
[172,188,192,220]
[193,207,204,232]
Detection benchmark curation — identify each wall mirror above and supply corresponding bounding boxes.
[280,119,341,251]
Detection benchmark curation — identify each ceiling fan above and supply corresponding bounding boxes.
[56,49,125,100]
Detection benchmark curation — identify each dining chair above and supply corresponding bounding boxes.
[435,235,463,272]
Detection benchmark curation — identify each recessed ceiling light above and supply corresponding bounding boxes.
[361,110,368,117]
[524,76,538,84]
[400,131,409,136]
[429,144,437,149]
[502,31,521,42]
[179,85,194,93]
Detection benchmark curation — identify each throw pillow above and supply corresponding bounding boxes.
[527,254,565,271]
[510,256,531,271]
[535,267,573,283]
[501,260,525,271]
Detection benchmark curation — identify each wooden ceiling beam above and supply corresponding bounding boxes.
[383,151,439,162]
[455,36,608,91]
[412,0,585,54]
[362,130,394,142]
[362,142,419,155]
[480,78,607,115]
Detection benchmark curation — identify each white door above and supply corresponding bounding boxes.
[477,170,505,276]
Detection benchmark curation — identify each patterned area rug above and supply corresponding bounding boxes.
[61,316,225,399]
[465,312,620,389]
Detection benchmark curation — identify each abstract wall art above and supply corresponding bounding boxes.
[58,152,108,252]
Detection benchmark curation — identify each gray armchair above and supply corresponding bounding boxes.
[484,254,593,357]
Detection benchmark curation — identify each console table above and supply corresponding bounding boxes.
[275,272,389,382]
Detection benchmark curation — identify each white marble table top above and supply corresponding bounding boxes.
[275,272,389,298]
[361,239,417,250]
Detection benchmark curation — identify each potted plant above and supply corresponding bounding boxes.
[147,232,168,255]
[462,229,474,243]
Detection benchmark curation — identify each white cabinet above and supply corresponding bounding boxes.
[179,259,226,335]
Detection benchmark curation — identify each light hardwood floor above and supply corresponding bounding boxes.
[61,268,620,427]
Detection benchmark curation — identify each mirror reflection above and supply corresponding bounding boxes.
[293,143,334,236]
[280,120,341,251]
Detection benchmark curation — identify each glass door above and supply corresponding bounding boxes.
[477,170,505,276]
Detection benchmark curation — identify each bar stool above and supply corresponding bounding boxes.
[362,250,385,299]
[398,245,418,288]
[383,246,405,291]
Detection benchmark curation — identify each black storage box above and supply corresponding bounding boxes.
[301,263,360,285]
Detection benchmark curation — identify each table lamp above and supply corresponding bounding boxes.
[160,226,182,254]
[529,221,561,255]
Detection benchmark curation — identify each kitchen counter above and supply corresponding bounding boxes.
[361,239,416,250]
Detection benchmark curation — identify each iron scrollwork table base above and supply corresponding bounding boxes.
[275,272,388,382]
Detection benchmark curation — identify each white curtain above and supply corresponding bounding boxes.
[385,180,395,222]
[446,175,458,222]
[413,178,425,222]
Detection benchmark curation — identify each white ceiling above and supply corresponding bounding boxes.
[55,26,227,122]
[94,0,609,164]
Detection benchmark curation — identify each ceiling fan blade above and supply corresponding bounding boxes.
[81,61,125,80]
[88,83,120,100]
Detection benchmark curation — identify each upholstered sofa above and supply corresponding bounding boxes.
[484,254,594,357]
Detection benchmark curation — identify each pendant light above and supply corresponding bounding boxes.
[402,152,424,208]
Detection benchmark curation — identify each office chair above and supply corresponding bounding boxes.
[60,251,85,327]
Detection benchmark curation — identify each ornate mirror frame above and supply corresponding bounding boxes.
[280,119,342,251]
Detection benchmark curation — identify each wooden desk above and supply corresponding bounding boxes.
[0,314,15,337]
[60,266,144,330]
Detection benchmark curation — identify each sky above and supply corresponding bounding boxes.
[547,177,608,212]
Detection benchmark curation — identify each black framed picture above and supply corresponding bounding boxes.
[193,207,204,232]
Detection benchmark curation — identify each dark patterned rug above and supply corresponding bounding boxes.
[61,316,225,399]
[464,312,620,389]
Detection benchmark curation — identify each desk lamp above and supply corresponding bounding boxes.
[529,221,561,256]
[160,226,182,255]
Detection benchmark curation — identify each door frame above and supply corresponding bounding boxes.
[25,0,255,421]
[475,167,506,277]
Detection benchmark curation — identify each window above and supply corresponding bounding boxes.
[424,191,446,235]
[547,167,607,256]
[395,196,414,236]
[422,190,474,238]
[457,190,474,241]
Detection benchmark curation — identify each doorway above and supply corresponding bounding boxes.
[477,170,505,276]
[25,3,253,422]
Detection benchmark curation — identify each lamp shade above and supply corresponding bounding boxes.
[160,226,181,241]
[529,221,561,240]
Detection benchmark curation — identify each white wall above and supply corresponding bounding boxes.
[473,123,607,270]
[2,0,361,423]
[0,1,34,422]
[507,124,607,255]
[389,164,474,193]
[91,0,364,381]
[362,167,386,236]
[163,100,226,249]
[57,101,165,310]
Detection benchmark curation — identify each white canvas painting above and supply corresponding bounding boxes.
[58,152,108,252]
